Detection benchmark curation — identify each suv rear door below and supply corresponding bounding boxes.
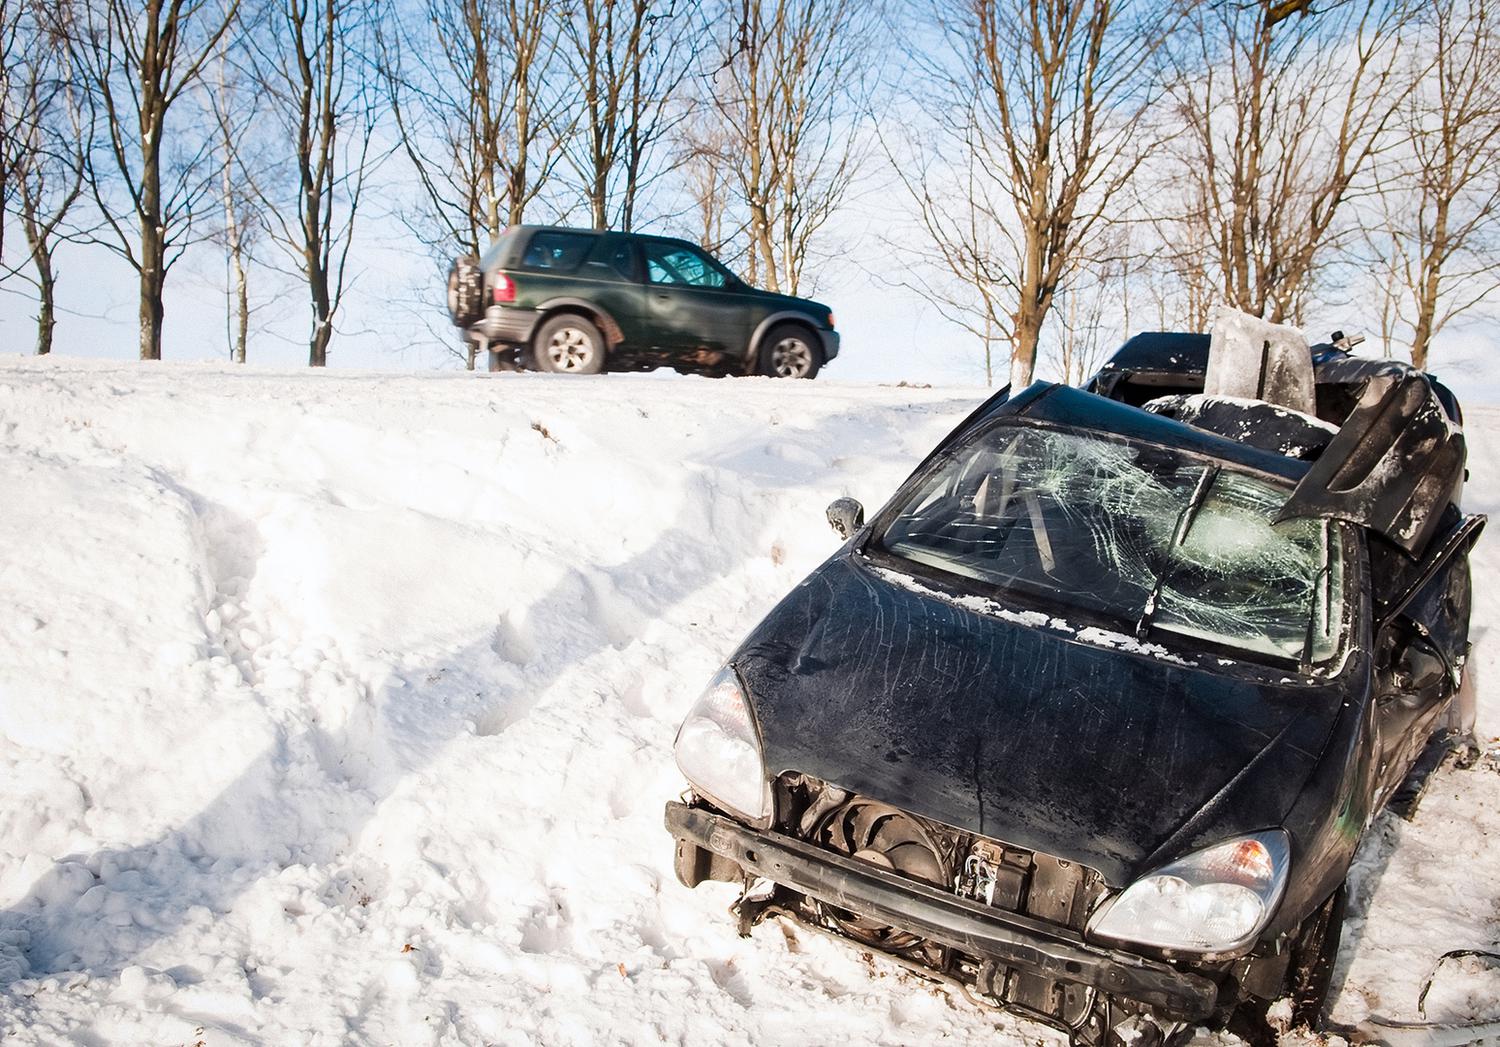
[511,230,648,346]
[639,238,749,357]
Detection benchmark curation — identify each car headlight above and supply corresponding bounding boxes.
[673,666,773,827]
[1086,830,1290,956]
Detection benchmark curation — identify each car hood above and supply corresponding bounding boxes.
[732,553,1349,886]
[745,287,830,315]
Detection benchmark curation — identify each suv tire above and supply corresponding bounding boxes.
[447,255,485,327]
[533,314,606,375]
[757,323,822,379]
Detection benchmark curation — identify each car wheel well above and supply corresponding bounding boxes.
[537,305,622,348]
[760,317,817,348]
[756,320,824,379]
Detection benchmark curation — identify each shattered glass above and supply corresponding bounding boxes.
[879,426,1343,665]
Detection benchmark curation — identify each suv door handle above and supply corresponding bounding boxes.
[653,291,670,300]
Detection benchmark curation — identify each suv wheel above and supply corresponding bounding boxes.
[758,324,822,379]
[447,255,485,327]
[533,314,605,375]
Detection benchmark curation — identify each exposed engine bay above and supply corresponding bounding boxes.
[706,774,1239,1046]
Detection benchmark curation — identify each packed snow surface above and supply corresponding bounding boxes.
[0,357,1497,1045]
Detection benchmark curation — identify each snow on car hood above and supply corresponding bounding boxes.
[733,552,1351,886]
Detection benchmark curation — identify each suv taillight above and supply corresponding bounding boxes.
[492,273,515,304]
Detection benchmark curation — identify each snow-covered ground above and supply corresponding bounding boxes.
[0,356,1495,1046]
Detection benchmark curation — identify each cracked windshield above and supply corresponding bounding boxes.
[879,425,1342,664]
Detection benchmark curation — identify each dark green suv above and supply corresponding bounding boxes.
[447,226,840,378]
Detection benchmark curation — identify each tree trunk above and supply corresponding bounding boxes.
[1008,304,1043,391]
[138,173,166,360]
[309,317,331,367]
[1409,197,1450,372]
[138,253,165,360]
[34,245,56,356]
[233,248,249,364]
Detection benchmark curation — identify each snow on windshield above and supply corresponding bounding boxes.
[879,426,1341,664]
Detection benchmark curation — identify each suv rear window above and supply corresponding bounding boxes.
[521,231,596,272]
[479,228,521,271]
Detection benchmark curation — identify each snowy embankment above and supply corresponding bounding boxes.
[0,357,1495,1046]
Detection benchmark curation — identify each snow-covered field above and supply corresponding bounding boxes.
[0,356,1495,1046]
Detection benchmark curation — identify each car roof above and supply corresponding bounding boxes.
[1086,332,1463,426]
[994,382,1311,482]
[503,225,687,244]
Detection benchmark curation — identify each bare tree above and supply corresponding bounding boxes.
[563,0,701,231]
[883,146,1013,385]
[897,0,1177,389]
[1369,0,1500,369]
[1,1,88,356]
[711,0,875,297]
[0,0,19,265]
[378,0,568,368]
[382,0,565,254]
[1162,0,1413,327]
[676,113,751,272]
[74,0,241,360]
[1048,247,1123,387]
[248,0,378,367]
[207,24,260,364]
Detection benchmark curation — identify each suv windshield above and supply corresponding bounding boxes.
[877,425,1343,665]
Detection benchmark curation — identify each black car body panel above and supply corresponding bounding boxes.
[735,550,1348,889]
[666,324,1482,1042]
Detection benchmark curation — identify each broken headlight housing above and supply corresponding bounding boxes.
[1086,830,1290,957]
[673,666,773,828]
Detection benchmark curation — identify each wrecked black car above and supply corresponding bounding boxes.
[664,311,1484,1045]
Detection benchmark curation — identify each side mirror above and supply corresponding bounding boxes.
[826,497,865,540]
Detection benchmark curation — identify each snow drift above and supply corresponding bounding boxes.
[0,357,1496,1045]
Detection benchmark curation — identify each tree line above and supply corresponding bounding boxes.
[1,0,1497,384]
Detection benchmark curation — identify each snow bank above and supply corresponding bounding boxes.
[0,356,1496,1045]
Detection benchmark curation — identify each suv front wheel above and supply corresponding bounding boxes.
[757,324,822,379]
[533,314,606,375]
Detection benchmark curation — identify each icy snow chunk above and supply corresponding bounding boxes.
[1204,305,1315,413]
[112,965,176,1002]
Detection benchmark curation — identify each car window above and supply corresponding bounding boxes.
[521,231,597,272]
[609,241,639,281]
[644,241,727,288]
[479,228,521,271]
[878,425,1344,666]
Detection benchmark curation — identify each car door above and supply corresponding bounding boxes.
[639,239,749,356]
[1368,518,1482,798]
[578,235,648,347]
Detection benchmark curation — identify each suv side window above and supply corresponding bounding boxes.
[608,240,639,281]
[644,241,727,288]
[522,231,597,272]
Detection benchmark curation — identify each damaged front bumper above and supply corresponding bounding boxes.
[665,800,1220,1024]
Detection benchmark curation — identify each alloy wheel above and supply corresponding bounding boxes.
[546,326,596,371]
[769,337,814,378]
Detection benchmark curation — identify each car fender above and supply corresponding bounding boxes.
[535,296,625,347]
[748,310,832,362]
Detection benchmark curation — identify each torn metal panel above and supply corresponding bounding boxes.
[1203,307,1316,414]
[1142,394,1337,460]
[1277,372,1466,556]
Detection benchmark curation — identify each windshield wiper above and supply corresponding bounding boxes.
[1135,466,1218,640]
